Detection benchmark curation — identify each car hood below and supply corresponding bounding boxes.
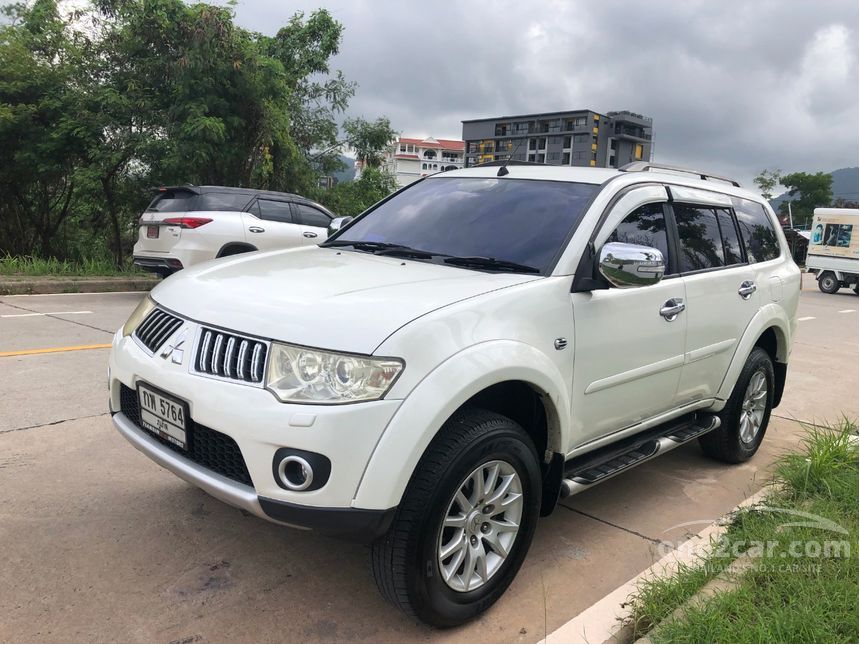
[152,246,539,354]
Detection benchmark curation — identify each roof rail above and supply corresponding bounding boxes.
[619,162,741,187]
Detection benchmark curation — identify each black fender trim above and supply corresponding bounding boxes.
[773,361,787,409]
[257,497,397,543]
[540,452,565,516]
[216,242,258,258]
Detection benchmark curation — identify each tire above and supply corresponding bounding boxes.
[699,347,774,463]
[818,271,840,294]
[371,407,542,627]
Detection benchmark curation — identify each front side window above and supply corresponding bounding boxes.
[731,197,780,262]
[257,200,293,223]
[327,177,598,274]
[607,203,670,265]
[675,205,725,272]
[293,203,331,228]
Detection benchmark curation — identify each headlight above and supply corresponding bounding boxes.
[122,296,156,337]
[265,342,403,404]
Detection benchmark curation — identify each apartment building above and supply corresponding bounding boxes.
[381,136,465,187]
[461,109,653,169]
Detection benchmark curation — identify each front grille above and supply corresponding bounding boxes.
[195,327,267,384]
[119,384,253,487]
[134,308,183,353]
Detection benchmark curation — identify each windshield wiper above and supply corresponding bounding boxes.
[443,256,541,274]
[322,240,437,259]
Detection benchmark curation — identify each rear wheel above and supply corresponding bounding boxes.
[371,407,541,627]
[700,347,774,463]
[818,271,840,294]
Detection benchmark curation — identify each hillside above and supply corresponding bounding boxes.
[770,167,858,211]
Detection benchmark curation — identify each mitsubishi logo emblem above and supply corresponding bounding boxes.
[160,328,188,365]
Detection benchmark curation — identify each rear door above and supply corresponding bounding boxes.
[290,202,332,245]
[243,199,305,251]
[670,187,759,404]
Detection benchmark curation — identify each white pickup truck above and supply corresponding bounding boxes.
[807,207,859,294]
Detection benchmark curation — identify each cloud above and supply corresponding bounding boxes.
[230,0,858,186]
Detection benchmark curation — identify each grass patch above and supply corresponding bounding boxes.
[0,254,145,277]
[630,418,859,643]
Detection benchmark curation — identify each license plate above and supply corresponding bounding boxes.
[137,383,188,450]
[147,225,159,239]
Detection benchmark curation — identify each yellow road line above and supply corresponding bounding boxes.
[0,343,112,357]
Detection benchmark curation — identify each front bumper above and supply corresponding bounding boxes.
[111,412,395,540]
[109,325,402,541]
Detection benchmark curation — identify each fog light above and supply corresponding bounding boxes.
[277,455,314,491]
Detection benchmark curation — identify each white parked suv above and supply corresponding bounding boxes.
[110,162,799,626]
[132,185,339,276]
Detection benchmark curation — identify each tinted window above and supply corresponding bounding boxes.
[146,189,197,213]
[607,203,669,263]
[196,192,252,212]
[731,197,780,262]
[715,208,743,264]
[675,205,725,272]
[293,203,331,228]
[257,200,293,223]
[334,177,598,272]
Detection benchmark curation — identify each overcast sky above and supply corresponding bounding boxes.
[229,0,859,188]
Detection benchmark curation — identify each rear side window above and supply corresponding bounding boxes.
[715,208,744,265]
[257,200,293,223]
[292,203,331,228]
[607,203,670,264]
[196,193,251,212]
[731,197,780,262]
[146,190,197,213]
[675,205,725,272]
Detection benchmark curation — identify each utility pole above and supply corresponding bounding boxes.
[787,201,794,229]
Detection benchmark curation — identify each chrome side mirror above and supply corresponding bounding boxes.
[598,242,665,288]
[328,216,353,237]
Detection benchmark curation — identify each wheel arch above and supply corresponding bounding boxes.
[216,242,258,258]
[352,341,569,511]
[717,306,791,407]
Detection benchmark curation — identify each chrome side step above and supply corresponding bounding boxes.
[560,414,720,498]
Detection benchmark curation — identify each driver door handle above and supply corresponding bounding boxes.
[303,231,318,238]
[249,226,265,233]
[738,280,757,299]
[660,298,685,322]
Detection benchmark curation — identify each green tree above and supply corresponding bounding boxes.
[343,117,396,168]
[316,167,398,217]
[779,172,833,227]
[753,168,781,201]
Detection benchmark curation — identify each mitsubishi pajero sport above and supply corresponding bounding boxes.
[110,161,799,626]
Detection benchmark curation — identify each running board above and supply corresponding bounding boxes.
[560,413,720,498]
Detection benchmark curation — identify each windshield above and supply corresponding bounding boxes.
[327,177,598,273]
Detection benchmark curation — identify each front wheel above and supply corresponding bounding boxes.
[700,347,774,463]
[371,407,541,627]
[818,271,840,294]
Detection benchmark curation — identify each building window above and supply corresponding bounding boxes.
[548,119,562,132]
[538,137,547,149]
[610,139,617,150]
[529,138,536,150]
[573,133,588,143]
[591,152,597,160]
[609,155,616,167]
[549,136,562,145]
[548,151,561,161]
[563,136,571,148]
[528,154,535,162]
[514,121,529,134]
[495,123,511,136]
[562,152,571,165]
[537,153,545,163]
[399,144,406,153]
[468,142,478,153]
[567,116,588,128]
[422,163,427,169]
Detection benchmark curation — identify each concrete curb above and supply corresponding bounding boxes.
[539,486,775,644]
[0,276,159,295]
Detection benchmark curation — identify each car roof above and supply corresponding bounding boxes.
[431,165,767,205]
[153,185,329,209]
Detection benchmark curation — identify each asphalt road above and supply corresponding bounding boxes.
[0,274,857,642]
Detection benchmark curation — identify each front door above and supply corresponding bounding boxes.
[570,186,686,450]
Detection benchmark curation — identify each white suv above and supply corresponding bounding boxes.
[110,162,799,626]
[132,186,338,276]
